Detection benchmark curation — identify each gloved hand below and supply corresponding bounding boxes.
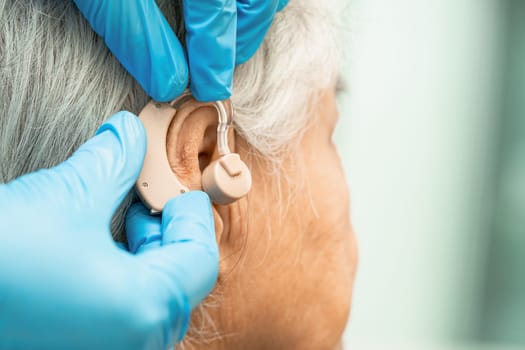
[73,0,288,102]
[0,112,219,350]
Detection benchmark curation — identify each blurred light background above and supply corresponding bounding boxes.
[335,0,525,349]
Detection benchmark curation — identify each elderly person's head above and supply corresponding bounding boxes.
[0,0,358,348]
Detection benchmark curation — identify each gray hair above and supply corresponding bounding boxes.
[0,0,343,345]
[0,0,342,237]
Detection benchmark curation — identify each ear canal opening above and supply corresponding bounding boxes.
[198,152,211,173]
[197,123,219,173]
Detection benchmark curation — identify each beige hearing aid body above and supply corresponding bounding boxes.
[136,92,252,214]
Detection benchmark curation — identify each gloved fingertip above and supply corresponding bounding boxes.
[161,192,217,269]
[149,66,189,103]
[98,110,147,171]
[115,241,130,252]
[190,85,231,103]
[135,194,218,311]
[96,111,145,142]
[277,0,289,11]
[162,191,214,229]
[126,201,151,217]
[235,48,255,66]
[125,202,163,254]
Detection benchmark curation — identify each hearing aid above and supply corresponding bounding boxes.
[136,91,252,214]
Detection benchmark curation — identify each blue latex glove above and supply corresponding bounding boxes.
[73,0,288,102]
[0,112,219,350]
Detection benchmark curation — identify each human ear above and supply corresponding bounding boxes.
[165,99,220,191]
[161,99,224,239]
[165,98,252,246]
[136,95,252,247]
[166,98,252,205]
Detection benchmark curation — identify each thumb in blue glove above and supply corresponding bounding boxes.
[73,0,289,102]
[0,111,219,350]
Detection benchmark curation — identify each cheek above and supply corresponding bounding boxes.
[294,143,358,344]
[306,143,351,240]
[211,132,358,348]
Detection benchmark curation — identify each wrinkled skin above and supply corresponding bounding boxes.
[169,86,358,349]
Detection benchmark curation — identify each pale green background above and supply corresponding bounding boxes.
[335,0,524,348]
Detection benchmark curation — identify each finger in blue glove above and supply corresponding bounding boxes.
[73,0,289,102]
[0,111,218,350]
[73,0,188,102]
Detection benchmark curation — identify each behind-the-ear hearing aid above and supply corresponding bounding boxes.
[136,91,252,214]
